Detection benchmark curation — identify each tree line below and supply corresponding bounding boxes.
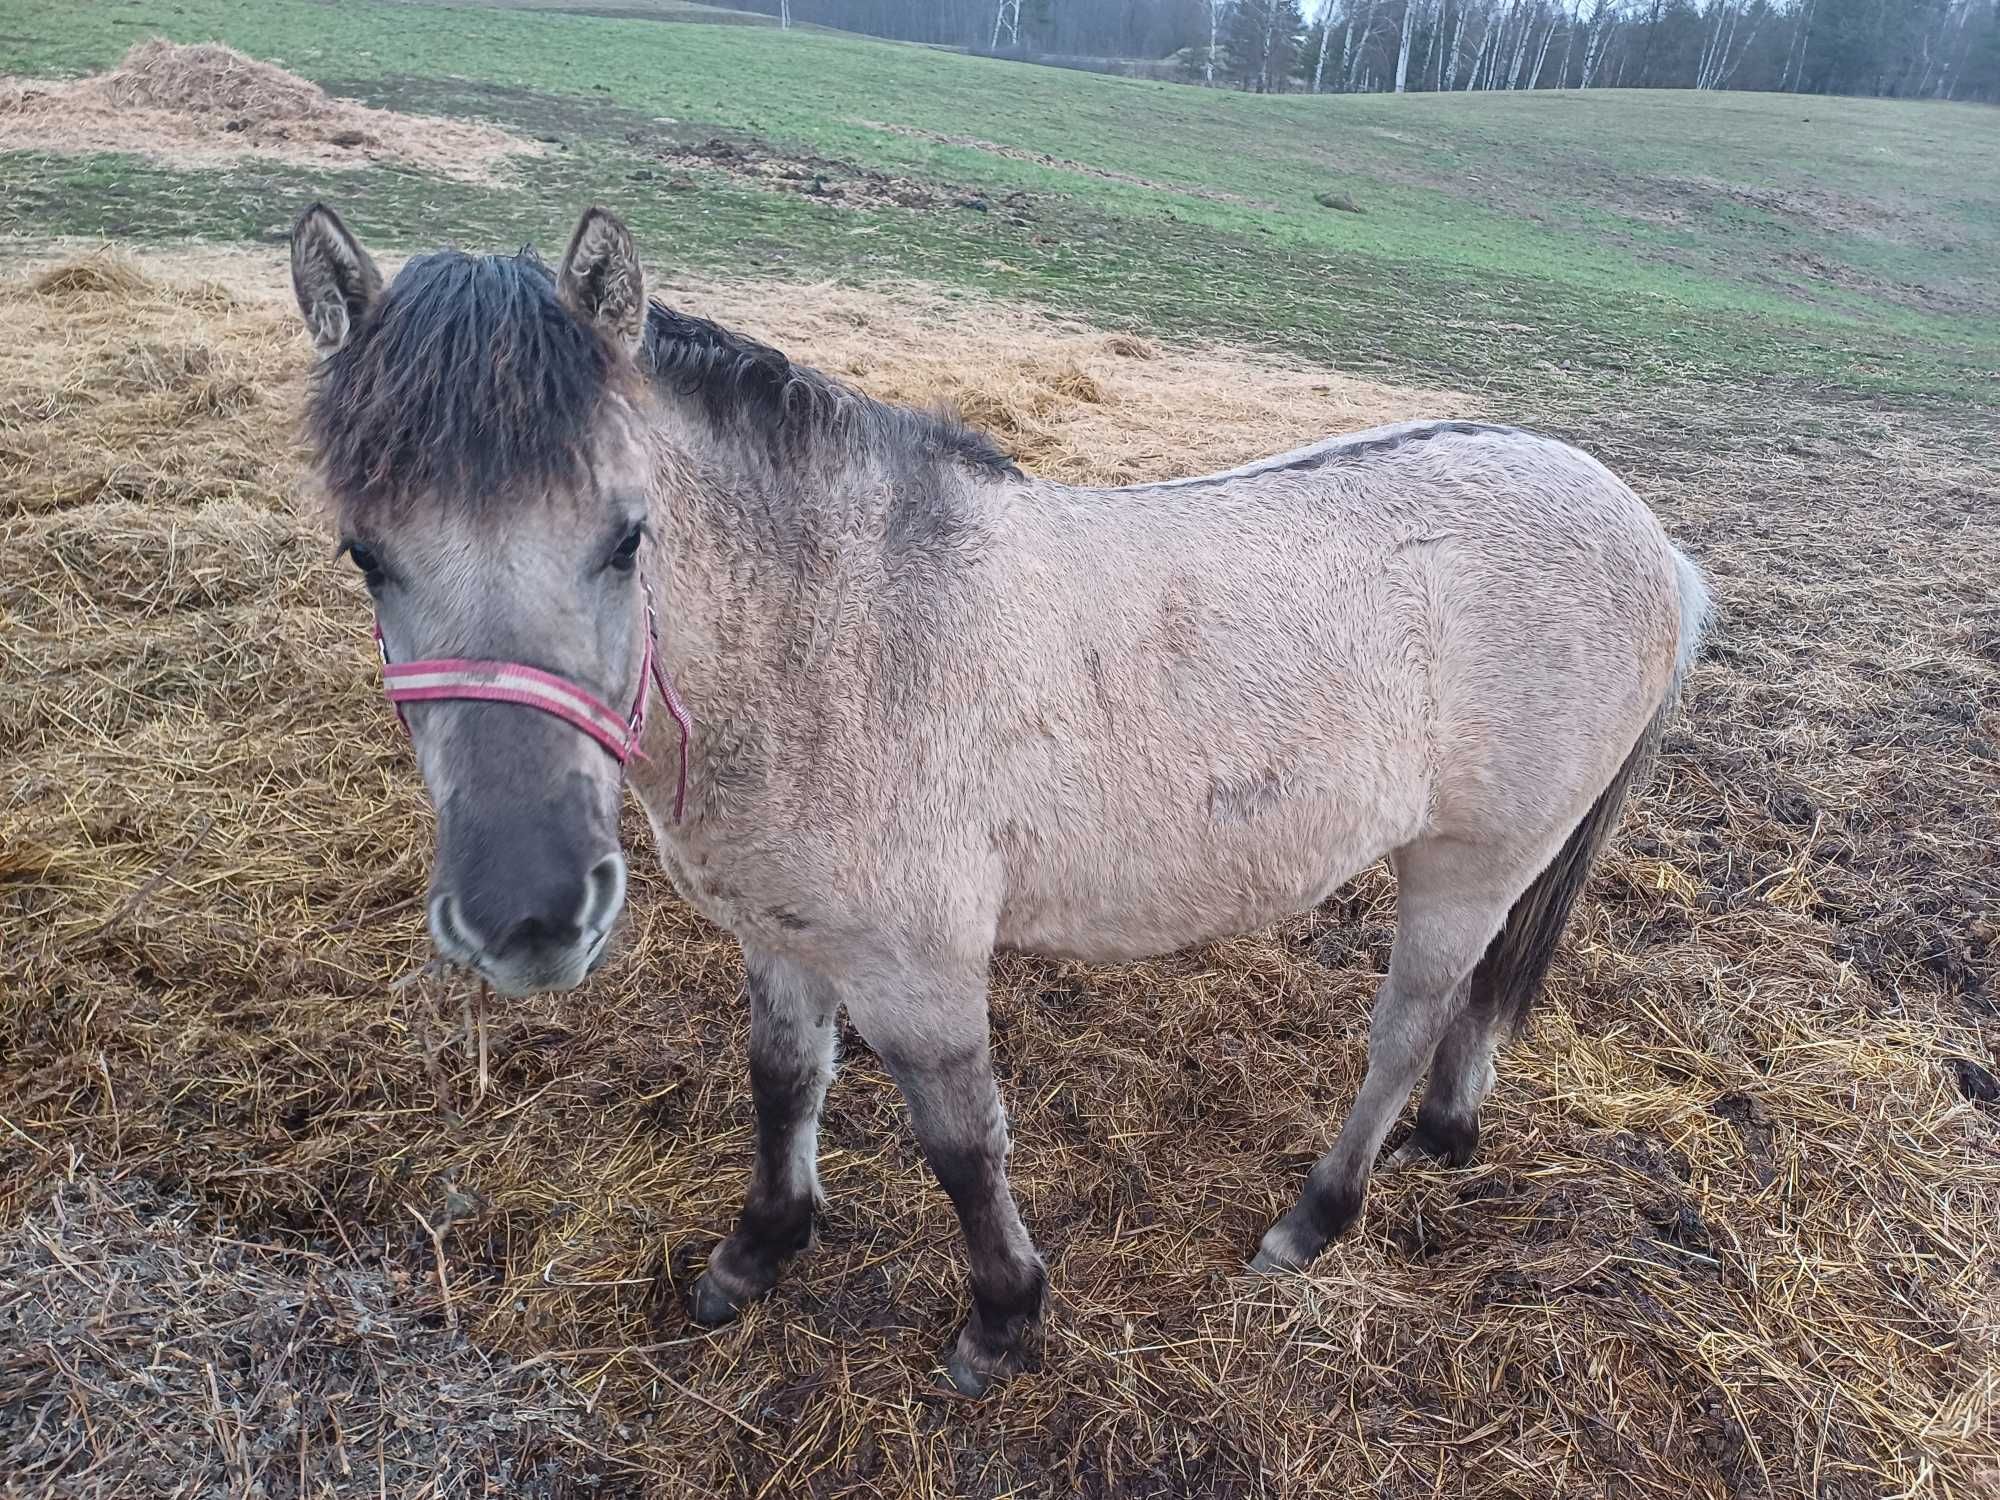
[735,0,2000,100]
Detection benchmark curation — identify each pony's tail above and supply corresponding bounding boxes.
[1476,547,1711,1034]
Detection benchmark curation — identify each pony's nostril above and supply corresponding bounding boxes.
[502,911,582,955]
[430,893,472,958]
[581,853,627,934]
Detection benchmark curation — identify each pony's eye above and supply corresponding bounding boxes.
[346,543,385,585]
[609,525,643,572]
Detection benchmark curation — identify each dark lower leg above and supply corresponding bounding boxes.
[691,957,835,1324]
[927,1138,1047,1388]
[1251,1000,1453,1270]
[1403,985,1498,1168]
[883,1042,1045,1396]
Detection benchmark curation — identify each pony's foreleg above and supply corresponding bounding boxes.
[690,953,838,1325]
[849,965,1046,1398]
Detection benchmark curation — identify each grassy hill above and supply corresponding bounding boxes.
[3,0,1996,409]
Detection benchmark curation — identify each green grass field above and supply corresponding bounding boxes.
[3,0,1997,409]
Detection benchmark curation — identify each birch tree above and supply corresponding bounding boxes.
[1345,0,1377,86]
[1556,0,1579,83]
[1313,0,1338,87]
[991,0,1021,47]
[1578,0,1615,84]
[1445,1,1469,86]
[1530,7,1561,83]
[1464,8,1489,84]
[1510,0,1537,84]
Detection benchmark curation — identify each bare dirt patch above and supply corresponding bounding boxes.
[0,41,542,185]
[859,118,1275,208]
[648,133,1006,217]
[2,246,1996,1499]
[1659,172,1942,245]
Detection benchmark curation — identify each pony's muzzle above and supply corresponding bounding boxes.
[428,847,627,997]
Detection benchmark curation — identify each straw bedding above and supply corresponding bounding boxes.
[0,1176,608,1496]
[0,41,541,185]
[1,248,1995,1498]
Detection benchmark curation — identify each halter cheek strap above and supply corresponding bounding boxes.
[374,575,692,821]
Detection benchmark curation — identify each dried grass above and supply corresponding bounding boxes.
[2,248,1997,1499]
[666,277,1461,486]
[0,41,541,185]
[0,1175,610,1495]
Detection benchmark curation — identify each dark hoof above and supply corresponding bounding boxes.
[941,1278,1042,1399]
[688,1270,748,1327]
[945,1346,999,1397]
[1247,1244,1301,1274]
[1401,1111,1480,1169]
[943,1327,1030,1398]
[1252,1187,1359,1273]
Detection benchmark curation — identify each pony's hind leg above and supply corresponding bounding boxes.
[1251,841,1521,1272]
[1391,985,1502,1169]
[1395,730,1653,1173]
[690,954,838,1326]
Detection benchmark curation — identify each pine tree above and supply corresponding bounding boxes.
[1227,0,1308,87]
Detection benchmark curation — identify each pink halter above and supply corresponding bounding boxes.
[374,576,692,821]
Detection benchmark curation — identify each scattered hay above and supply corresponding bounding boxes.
[0,1175,608,1497]
[2,246,1997,1499]
[0,41,541,185]
[667,276,1458,485]
[0,251,306,520]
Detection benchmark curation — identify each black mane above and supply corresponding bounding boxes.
[640,302,1019,479]
[307,250,612,509]
[306,247,1017,509]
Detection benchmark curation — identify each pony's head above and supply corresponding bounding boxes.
[293,203,655,995]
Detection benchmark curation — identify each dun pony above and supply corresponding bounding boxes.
[291,202,1709,1396]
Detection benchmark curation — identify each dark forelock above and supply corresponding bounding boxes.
[306,249,613,509]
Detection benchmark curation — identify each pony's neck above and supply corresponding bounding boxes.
[641,396,1003,696]
[639,412,853,688]
[644,405,867,569]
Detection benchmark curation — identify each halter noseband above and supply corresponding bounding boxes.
[373,574,692,821]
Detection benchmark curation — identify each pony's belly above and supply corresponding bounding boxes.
[994,846,1371,964]
[992,768,1416,963]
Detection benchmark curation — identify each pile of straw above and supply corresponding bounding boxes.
[0,1176,607,1495]
[97,39,336,122]
[0,41,539,184]
[2,248,1994,1498]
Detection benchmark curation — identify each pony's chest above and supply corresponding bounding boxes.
[635,793,836,958]
[629,697,898,939]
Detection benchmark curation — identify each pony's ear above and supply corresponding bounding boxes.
[290,203,382,357]
[556,206,646,355]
